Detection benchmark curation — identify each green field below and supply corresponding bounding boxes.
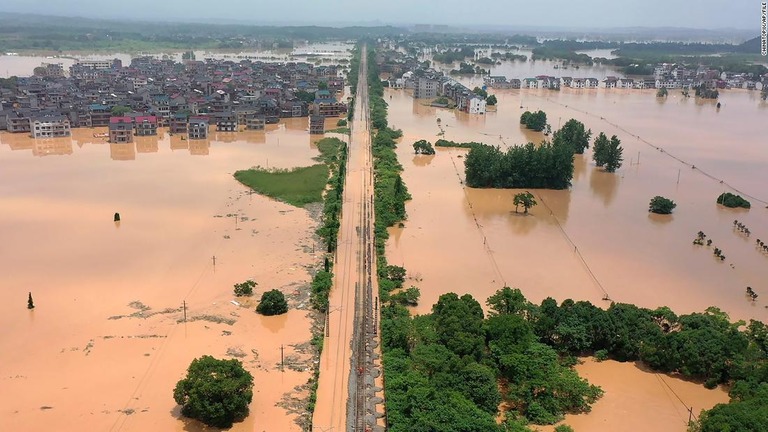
[234,164,330,207]
[234,137,344,207]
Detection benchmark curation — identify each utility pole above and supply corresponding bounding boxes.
[280,344,284,371]
[182,300,187,323]
[688,407,693,423]
[677,169,681,184]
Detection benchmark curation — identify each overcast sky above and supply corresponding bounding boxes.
[0,0,759,30]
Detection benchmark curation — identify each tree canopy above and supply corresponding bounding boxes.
[513,191,537,214]
[464,141,574,189]
[649,196,676,214]
[234,279,256,296]
[552,119,592,154]
[412,139,436,155]
[520,110,548,132]
[592,132,624,172]
[111,105,131,116]
[256,289,288,315]
[173,355,254,428]
[716,192,751,209]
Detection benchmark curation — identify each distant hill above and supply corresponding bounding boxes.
[735,36,764,53]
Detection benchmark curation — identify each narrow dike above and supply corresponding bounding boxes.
[305,134,348,422]
[366,46,413,430]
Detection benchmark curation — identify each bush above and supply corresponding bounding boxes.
[595,349,609,362]
[716,192,751,209]
[649,196,676,214]
[234,279,256,296]
[554,425,575,432]
[256,289,288,315]
[390,286,421,306]
[173,355,254,428]
[336,119,347,127]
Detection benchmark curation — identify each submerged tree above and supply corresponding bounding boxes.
[233,279,256,297]
[256,289,288,316]
[173,356,253,428]
[513,191,538,214]
[649,196,677,214]
[592,133,623,172]
[27,292,34,309]
[520,110,548,132]
[656,87,668,97]
[413,139,436,155]
[552,119,592,154]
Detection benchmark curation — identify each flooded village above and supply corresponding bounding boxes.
[1,14,767,432]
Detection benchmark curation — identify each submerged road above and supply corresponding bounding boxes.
[313,45,381,432]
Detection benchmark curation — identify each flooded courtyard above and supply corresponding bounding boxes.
[0,119,339,431]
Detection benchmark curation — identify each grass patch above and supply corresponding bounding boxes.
[435,139,480,149]
[235,137,344,208]
[234,164,330,207]
[325,127,350,134]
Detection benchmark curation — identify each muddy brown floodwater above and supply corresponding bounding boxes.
[538,358,729,432]
[0,118,341,431]
[384,82,766,431]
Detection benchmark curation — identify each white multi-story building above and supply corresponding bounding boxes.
[31,115,71,138]
[468,96,487,115]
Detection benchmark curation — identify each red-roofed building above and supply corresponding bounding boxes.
[109,116,134,143]
[132,115,158,136]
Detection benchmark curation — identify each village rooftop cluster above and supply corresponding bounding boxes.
[378,47,766,106]
[0,56,349,142]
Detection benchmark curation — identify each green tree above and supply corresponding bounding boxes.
[486,94,498,106]
[111,105,131,116]
[761,86,767,101]
[554,425,575,432]
[657,87,669,97]
[552,119,592,154]
[390,286,421,306]
[173,355,254,428]
[520,110,547,131]
[487,287,533,317]
[592,132,610,167]
[317,81,328,90]
[432,293,485,360]
[593,133,623,172]
[649,196,677,214]
[412,139,435,155]
[234,279,256,297]
[336,119,348,127]
[473,86,488,99]
[256,289,288,315]
[295,90,316,103]
[716,192,751,209]
[513,191,537,214]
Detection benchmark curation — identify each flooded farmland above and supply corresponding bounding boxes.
[386,85,768,322]
[0,119,342,431]
[383,64,766,430]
